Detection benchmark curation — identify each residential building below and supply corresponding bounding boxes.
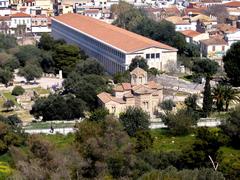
[97,67,163,118]
[165,16,195,31]
[224,30,240,46]
[0,16,11,34]
[191,14,217,30]
[35,0,54,16]
[224,1,240,16]
[179,30,209,44]
[10,12,31,34]
[52,13,177,74]
[200,38,229,63]
[31,14,51,33]
[196,15,218,33]
[0,0,9,8]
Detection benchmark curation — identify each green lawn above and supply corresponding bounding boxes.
[150,129,195,152]
[31,87,50,95]
[2,92,18,106]
[39,133,75,149]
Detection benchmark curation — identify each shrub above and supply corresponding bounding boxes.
[12,86,25,96]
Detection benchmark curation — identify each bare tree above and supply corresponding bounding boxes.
[204,5,229,23]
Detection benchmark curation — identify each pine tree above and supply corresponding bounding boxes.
[202,76,212,117]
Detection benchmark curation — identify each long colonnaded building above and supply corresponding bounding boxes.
[51,13,178,74]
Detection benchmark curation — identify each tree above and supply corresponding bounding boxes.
[38,33,55,51]
[181,128,228,169]
[135,130,153,152]
[204,5,229,23]
[139,166,225,180]
[212,84,225,111]
[18,64,42,82]
[12,86,25,96]
[0,34,17,49]
[53,44,83,76]
[15,45,42,66]
[3,100,14,111]
[129,56,149,71]
[192,59,219,117]
[221,106,240,149]
[75,118,136,179]
[40,50,55,73]
[75,59,104,75]
[160,109,196,136]
[148,67,160,76]
[113,71,130,84]
[223,85,240,111]
[31,94,86,120]
[119,107,150,136]
[63,73,109,109]
[160,99,175,112]
[0,68,13,86]
[88,107,109,121]
[184,94,198,111]
[223,42,240,86]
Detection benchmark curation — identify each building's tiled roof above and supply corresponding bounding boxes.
[216,24,238,34]
[122,83,132,90]
[180,30,201,37]
[97,92,125,104]
[52,13,177,53]
[113,85,124,92]
[165,16,190,25]
[201,0,222,3]
[190,14,216,22]
[0,16,10,21]
[184,7,207,15]
[132,84,154,94]
[163,6,181,16]
[200,38,228,45]
[11,12,31,18]
[130,67,147,76]
[224,1,240,7]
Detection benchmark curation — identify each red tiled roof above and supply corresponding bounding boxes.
[200,38,228,45]
[52,13,177,53]
[0,16,10,21]
[97,92,125,104]
[122,83,131,90]
[180,30,201,37]
[11,12,31,18]
[224,1,240,7]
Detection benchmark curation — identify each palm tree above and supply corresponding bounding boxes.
[212,84,225,111]
[223,86,240,111]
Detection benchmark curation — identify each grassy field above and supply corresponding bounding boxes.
[150,129,195,152]
[2,92,18,106]
[30,87,50,95]
[38,133,75,149]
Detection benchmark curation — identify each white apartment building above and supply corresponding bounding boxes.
[0,0,9,8]
[10,12,31,33]
[52,13,177,74]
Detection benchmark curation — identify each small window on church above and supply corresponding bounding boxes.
[156,53,160,58]
[151,53,155,59]
[112,106,116,113]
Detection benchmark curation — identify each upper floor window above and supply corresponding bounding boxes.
[212,46,215,51]
[156,53,160,58]
[151,53,155,59]
[146,54,150,59]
